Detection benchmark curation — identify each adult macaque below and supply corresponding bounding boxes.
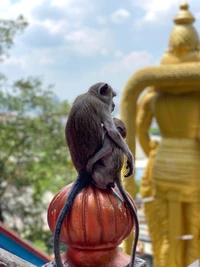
[54,83,134,267]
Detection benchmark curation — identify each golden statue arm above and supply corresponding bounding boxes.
[120,63,200,159]
[136,88,155,157]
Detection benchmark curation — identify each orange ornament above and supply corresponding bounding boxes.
[48,183,135,267]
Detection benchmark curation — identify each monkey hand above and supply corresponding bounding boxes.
[124,155,134,178]
[86,159,93,174]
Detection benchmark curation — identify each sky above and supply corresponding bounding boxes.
[0,0,200,107]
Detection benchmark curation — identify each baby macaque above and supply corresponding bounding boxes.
[86,118,138,267]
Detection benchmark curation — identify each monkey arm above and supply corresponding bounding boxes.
[103,118,133,177]
[136,88,155,157]
[86,137,112,173]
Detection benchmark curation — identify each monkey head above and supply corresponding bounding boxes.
[88,83,116,113]
[113,118,127,139]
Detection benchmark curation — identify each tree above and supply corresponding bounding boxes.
[0,16,74,253]
[0,77,74,252]
[0,15,28,60]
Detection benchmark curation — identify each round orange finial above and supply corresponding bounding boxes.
[48,183,135,266]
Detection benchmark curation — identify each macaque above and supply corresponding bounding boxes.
[86,118,138,267]
[54,83,134,267]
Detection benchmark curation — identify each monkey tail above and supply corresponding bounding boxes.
[54,170,91,267]
[116,179,139,267]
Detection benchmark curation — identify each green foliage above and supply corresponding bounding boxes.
[149,127,161,135]
[0,15,28,59]
[0,15,75,254]
[25,228,67,255]
[0,77,75,250]
[0,77,74,251]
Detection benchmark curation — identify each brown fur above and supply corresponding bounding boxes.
[66,83,133,175]
[86,118,126,189]
[54,83,133,267]
[86,118,138,267]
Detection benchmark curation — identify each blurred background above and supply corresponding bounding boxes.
[0,1,199,266]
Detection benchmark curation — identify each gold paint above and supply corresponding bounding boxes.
[121,2,200,266]
[161,0,200,64]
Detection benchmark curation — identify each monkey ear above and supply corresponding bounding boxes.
[99,83,109,95]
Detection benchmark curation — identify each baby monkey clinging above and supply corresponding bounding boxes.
[87,117,138,267]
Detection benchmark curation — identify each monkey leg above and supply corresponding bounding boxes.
[86,143,112,173]
[92,164,114,190]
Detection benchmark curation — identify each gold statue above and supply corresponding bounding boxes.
[121,2,200,266]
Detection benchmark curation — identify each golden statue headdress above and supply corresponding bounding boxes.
[161,1,200,64]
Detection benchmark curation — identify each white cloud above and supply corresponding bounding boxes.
[97,16,107,25]
[1,50,56,70]
[195,11,200,19]
[0,0,10,9]
[2,56,27,69]
[0,0,101,55]
[133,0,179,13]
[0,0,93,28]
[101,50,154,74]
[114,50,124,58]
[0,0,43,21]
[132,0,182,23]
[51,0,71,7]
[65,27,112,56]
[110,9,131,24]
[50,0,94,20]
[39,56,55,65]
[42,19,69,34]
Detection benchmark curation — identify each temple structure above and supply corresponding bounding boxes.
[121,2,200,266]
